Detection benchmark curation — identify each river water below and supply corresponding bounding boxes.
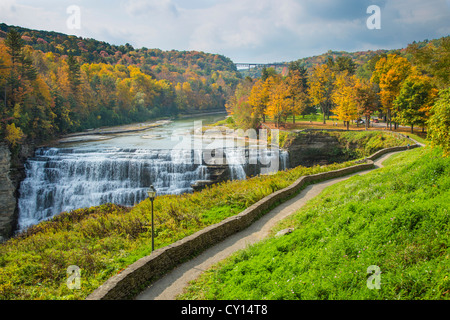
[17,114,289,231]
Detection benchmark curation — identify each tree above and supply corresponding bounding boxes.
[371,54,413,130]
[261,67,277,82]
[407,36,450,89]
[67,55,82,93]
[427,88,450,156]
[394,74,437,133]
[331,72,358,131]
[4,29,23,67]
[4,122,25,147]
[354,78,379,130]
[225,78,258,130]
[308,63,334,124]
[266,80,291,128]
[333,56,357,75]
[248,79,269,123]
[286,68,309,123]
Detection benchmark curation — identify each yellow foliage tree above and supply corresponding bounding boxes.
[331,72,358,130]
[266,81,291,128]
[4,123,25,147]
[371,54,413,129]
[248,79,270,123]
[308,64,334,124]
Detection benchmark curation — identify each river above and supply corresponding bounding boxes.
[17,114,289,231]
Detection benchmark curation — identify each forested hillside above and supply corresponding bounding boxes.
[0,23,241,144]
[227,36,449,155]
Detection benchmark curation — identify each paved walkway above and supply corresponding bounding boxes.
[136,151,402,300]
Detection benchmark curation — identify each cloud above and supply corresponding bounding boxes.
[0,0,448,63]
[124,0,178,17]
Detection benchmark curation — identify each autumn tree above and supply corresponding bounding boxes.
[4,123,25,147]
[225,78,258,130]
[308,63,334,124]
[266,79,291,128]
[331,72,358,131]
[407,37,450,89]
[248,79,269,123]
[286,65,309,123]
[371,54,413,130]
[354,78,379,130]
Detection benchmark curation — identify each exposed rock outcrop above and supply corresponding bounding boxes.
[284,131,349,168]
[0,144,17,242]
[0,142,35,242]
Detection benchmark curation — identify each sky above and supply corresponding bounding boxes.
[0,0,449,63]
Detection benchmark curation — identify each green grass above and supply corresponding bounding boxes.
[178,146,450,300]
[328,131,411,158]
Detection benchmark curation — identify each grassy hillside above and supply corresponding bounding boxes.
[0,131,408,300]
[178,146,450,300]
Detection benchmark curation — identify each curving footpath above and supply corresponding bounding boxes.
[135,149,409,300]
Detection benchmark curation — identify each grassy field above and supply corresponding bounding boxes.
[178,146,450,300]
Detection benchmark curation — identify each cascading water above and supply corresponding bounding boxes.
[17,144,290,232]
[17,147,209,231]
[224,147,290,180]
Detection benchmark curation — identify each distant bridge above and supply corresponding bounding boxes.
[235,62,288,70]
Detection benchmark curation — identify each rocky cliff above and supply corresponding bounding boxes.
[284,131,351,168]
[0,144,17,242]
[0,143,35,242]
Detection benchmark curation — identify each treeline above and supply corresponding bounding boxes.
[0,23,237,78]
[0,26,241,146]
[227,36,449,153]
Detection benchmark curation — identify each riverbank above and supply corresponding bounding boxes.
[56,120,174,144]
[56,110,228,145]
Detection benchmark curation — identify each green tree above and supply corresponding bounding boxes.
[427,88,450,156]
[67,55,82,93]
[394,74,437,133]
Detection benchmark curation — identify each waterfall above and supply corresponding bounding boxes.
[225,148,247,180]
[17,146,290,231]
[17,147,209,231]
[224,148,290,181]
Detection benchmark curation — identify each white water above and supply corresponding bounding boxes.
[17,115,290,231]
[18,148,209,230]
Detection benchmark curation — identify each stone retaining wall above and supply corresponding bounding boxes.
[86,143,420,300]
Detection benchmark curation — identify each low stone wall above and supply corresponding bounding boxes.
[86,143,421,300]
[366,144,420,161]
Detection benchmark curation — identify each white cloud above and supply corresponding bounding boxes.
[124,0,178,17]
[0,0,448,63]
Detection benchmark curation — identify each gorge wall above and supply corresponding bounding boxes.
[284,131,351,168]
[0,145,18,242]
[0,143,34,242]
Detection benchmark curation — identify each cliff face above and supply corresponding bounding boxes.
[284,131,351,168]
[0,142,35,242]
[0,144,17,242]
